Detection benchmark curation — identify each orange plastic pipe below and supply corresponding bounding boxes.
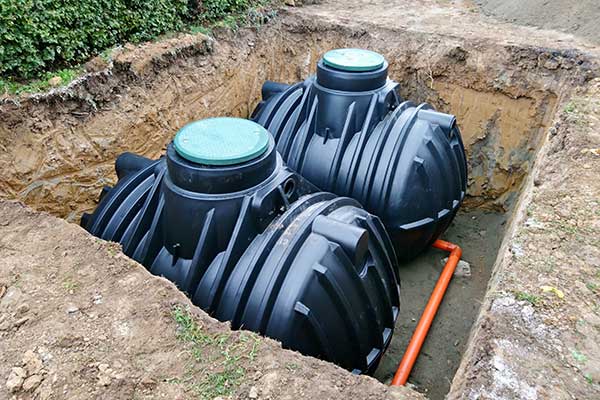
[391,239,462,386]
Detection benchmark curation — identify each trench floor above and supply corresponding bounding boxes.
[375,208,509,399]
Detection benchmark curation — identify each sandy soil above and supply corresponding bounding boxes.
[473,0,600,45]
[0,201,422,400]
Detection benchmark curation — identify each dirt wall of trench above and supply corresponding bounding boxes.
[0,14,594,221]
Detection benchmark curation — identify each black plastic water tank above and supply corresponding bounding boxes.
[251,49,468,260]
[81,118,400,374]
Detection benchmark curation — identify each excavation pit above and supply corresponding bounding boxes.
[0,7,596,400]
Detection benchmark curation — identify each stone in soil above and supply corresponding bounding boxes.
[441,257,472,278]
[6,367,26,393]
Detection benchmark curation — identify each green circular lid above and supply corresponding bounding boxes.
[174,118,270,166]
[322,48,385,72]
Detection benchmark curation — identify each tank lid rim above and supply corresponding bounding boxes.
[173,117,270,166]
[322,48,385,72]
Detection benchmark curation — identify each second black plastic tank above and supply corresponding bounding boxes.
[251,48,468,260]
[81,117,400,374]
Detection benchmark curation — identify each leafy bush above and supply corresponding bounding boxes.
[0,0,269,83]
[0,0,188,80]
[201,0,250,21]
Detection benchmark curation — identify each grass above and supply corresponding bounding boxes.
[285,362,299,371]
[514,290,541,305]
[194,1,276,33]
[188,25,213,36]
[62,278,79,292]
[564,101,577,113]
[99,47,116,63]
[571,349,588,363]
[172,305,261,399]
[0,67,83,96]
[214,14,244,31]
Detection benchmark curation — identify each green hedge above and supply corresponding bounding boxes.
[202,0,251,21]
[0,0,253,81]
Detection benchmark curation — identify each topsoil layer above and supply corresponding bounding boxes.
[474,0,600,44]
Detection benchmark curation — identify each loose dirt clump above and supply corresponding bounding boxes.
[0,201,422,400]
